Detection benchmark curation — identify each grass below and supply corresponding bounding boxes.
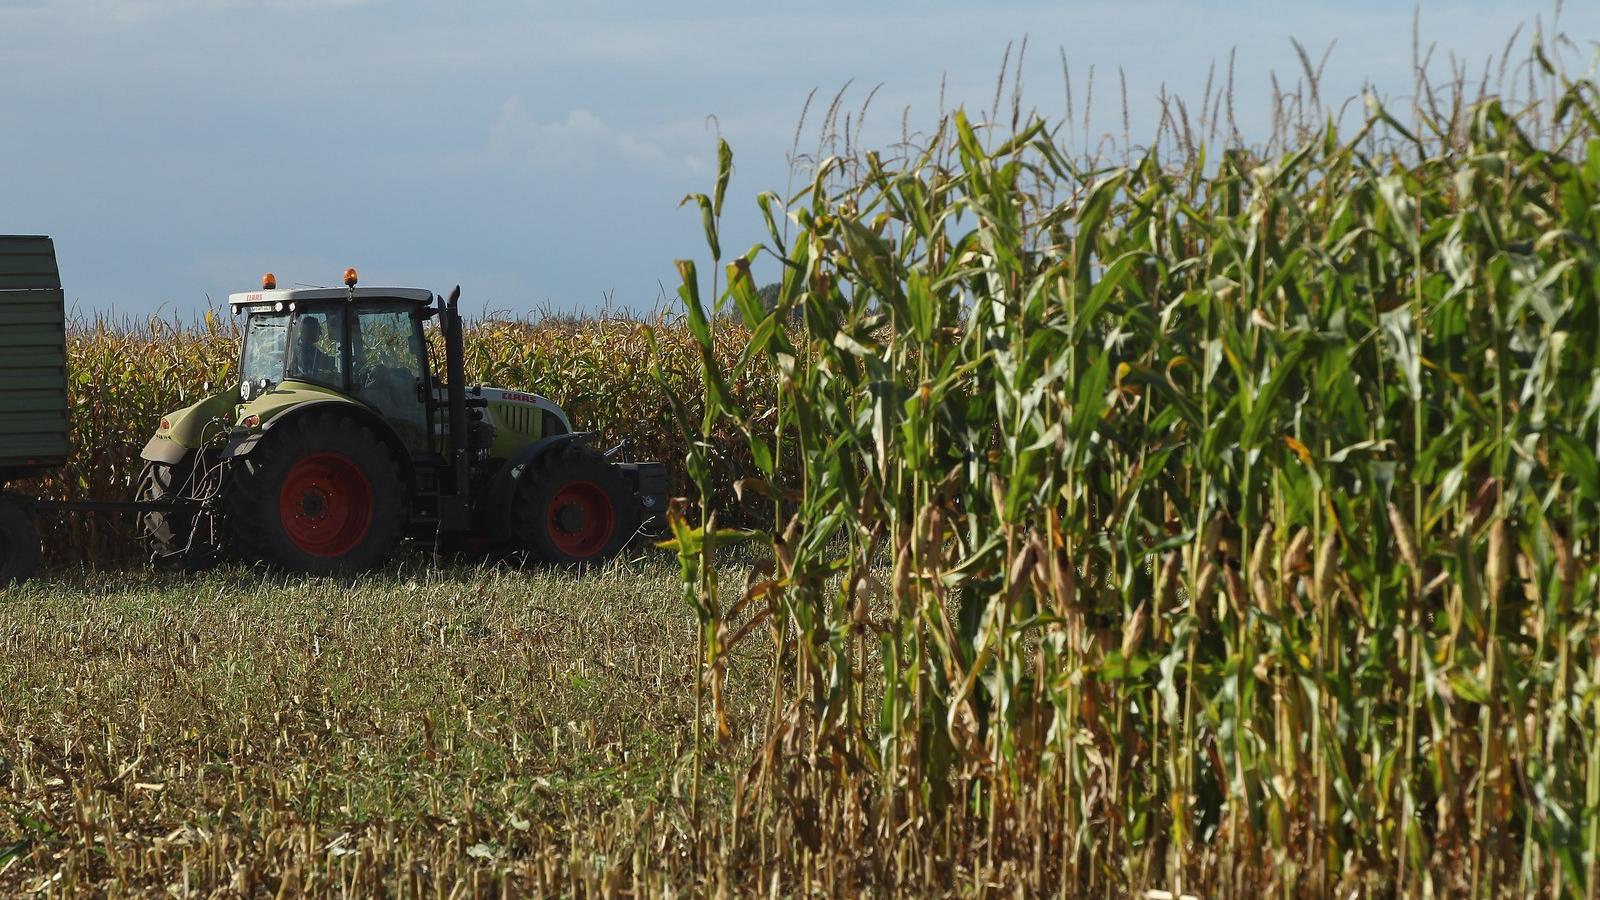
[0,554,776,896]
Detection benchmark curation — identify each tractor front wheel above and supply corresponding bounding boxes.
[514,444,635,565]
[0,494,40,586]
[137,458,211,567]
[226,413,406,576]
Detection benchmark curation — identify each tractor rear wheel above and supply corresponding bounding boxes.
[0,494,40,587]
[226,413,406,576]
[513,444,636,565]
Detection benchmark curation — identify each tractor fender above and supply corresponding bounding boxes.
[140,436,191,466]
[223,399,418,492]
[480,432,598,536]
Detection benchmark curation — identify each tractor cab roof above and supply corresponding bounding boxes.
[228,287,434,311]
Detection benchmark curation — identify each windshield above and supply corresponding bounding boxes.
[240,313,289,387]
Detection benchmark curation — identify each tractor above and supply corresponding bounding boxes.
[128,269,668,575]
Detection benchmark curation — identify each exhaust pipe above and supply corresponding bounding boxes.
[444,286,470,498]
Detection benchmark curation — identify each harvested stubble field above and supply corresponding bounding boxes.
[0,559,776,896]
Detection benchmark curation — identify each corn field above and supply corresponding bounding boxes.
[658,48,1600,897]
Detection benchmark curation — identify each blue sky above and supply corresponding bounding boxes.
[1,0,1593,319]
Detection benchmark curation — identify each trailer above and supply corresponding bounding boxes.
[0,236,69,582]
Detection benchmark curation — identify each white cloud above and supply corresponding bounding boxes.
[489,98,709,177]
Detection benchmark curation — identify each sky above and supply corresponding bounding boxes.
[1,0,1594,319]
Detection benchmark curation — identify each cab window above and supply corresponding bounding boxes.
[287,309,345,386]
[352,304,428,452]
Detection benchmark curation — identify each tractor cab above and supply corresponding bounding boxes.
[230,278,434,453]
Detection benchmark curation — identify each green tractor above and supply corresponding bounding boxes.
[136,270,667,575]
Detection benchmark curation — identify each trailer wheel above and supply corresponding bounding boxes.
[513,444,636,565]
[226,413,407,576]
[0,495,40,587]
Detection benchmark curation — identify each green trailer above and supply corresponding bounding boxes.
[0,236,70,477]
[0,236,69,582]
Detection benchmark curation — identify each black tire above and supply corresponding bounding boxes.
[225,412,407,576]
[139,457,224,570]
[0,494,40,587]
[138,459,193,558]
[513,443,636,565]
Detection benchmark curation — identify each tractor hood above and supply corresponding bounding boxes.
[465,387,574,458]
